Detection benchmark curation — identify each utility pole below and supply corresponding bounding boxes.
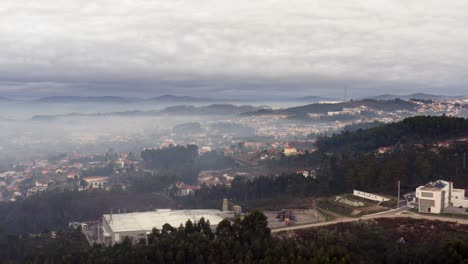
[397,180,401,209]
[97,222,100,244]
[463,152,466,169]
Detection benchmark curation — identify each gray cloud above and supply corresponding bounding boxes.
[1,0,467,98]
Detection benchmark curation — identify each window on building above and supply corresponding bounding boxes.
[421,192,434,198]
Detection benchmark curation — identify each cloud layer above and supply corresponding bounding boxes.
[1,0,468,98]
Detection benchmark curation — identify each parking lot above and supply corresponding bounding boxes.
[264,210,321,229]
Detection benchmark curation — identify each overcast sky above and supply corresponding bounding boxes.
[1,0,467,99]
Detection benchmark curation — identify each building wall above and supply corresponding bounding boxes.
[417,190,444,214]
[102,217,114,245]
[353,190,390,202]
[284,148,298,156]
[114,230,149,244]
[415,181,451,214]
[102,217,150,245]
[452,189,468,208]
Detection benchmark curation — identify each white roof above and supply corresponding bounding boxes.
[103,209,227,233]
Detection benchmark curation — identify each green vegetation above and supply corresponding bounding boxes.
[128,171,179,192]
[254,99,417,119]
[138,146,236,185]
[183,173,323,208]
[195,150,237,170]
[314,206,336,221]
[328,142,468,194]
[315,198,355,216]
[6,117,466,236]
[0,191,175,235]
[141,145,198,170]
[183,139,468,209]
[317,115,468,152]
[2,213,467,263]
[341,121,385,132]
[0,228,90,263]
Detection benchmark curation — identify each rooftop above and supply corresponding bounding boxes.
[84,176,109,181]
[103,209,228,233]
[421,180,449,191]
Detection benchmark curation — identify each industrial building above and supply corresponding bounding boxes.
[415,180,468,214]
[101,209,229,245]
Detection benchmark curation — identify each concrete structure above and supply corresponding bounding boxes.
[353,190,390,202]
[283,147,298,156]
[416,180,468,213]
[222,198,229,211]
[83,176,109,189]
[452,188,468,208]
[335,196,364,207]
[233,205,242,216]
[172,182,199,197]
[102,209,228,245]
[416,180,449,214]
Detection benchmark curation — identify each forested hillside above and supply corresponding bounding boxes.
[2,213,467,263]
[248,99,418,119]
[141,145,199,169]
[317,115,468,152]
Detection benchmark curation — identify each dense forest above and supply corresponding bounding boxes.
[195,150,238,171]
[187,141,468,208]
[141,145,199,170]
[133,149,236,187]
[317,115,468,152]
[0,191,175,235]
[1,212,467,263]
[341,121,385,132]
[184,174,321,209]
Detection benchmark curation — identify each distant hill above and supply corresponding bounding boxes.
[342,121,385,132]
[29,110,160,120]
[32,94,233,104]
[316,115,468,152]
[148,94,216,102]
[248,99,417,119]
[160,104,266,115]
[172,122,204,136]
[292,96,338,102]
[34,96,140,103]
[28,104,264,120]
[364,93,464,101]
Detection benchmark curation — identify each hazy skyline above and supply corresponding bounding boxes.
[1,0,468,99]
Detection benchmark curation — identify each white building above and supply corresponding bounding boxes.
[415,180,468,214]
[416,180,450,214]
[283,147,298,156]
[83,176,109,189]
[353,190,390,202]
[452,188,468,208]
[101,209,229,245]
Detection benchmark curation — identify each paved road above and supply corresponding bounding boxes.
[271,207,468,233]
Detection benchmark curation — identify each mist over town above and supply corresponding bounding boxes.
[1,1,468,263]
